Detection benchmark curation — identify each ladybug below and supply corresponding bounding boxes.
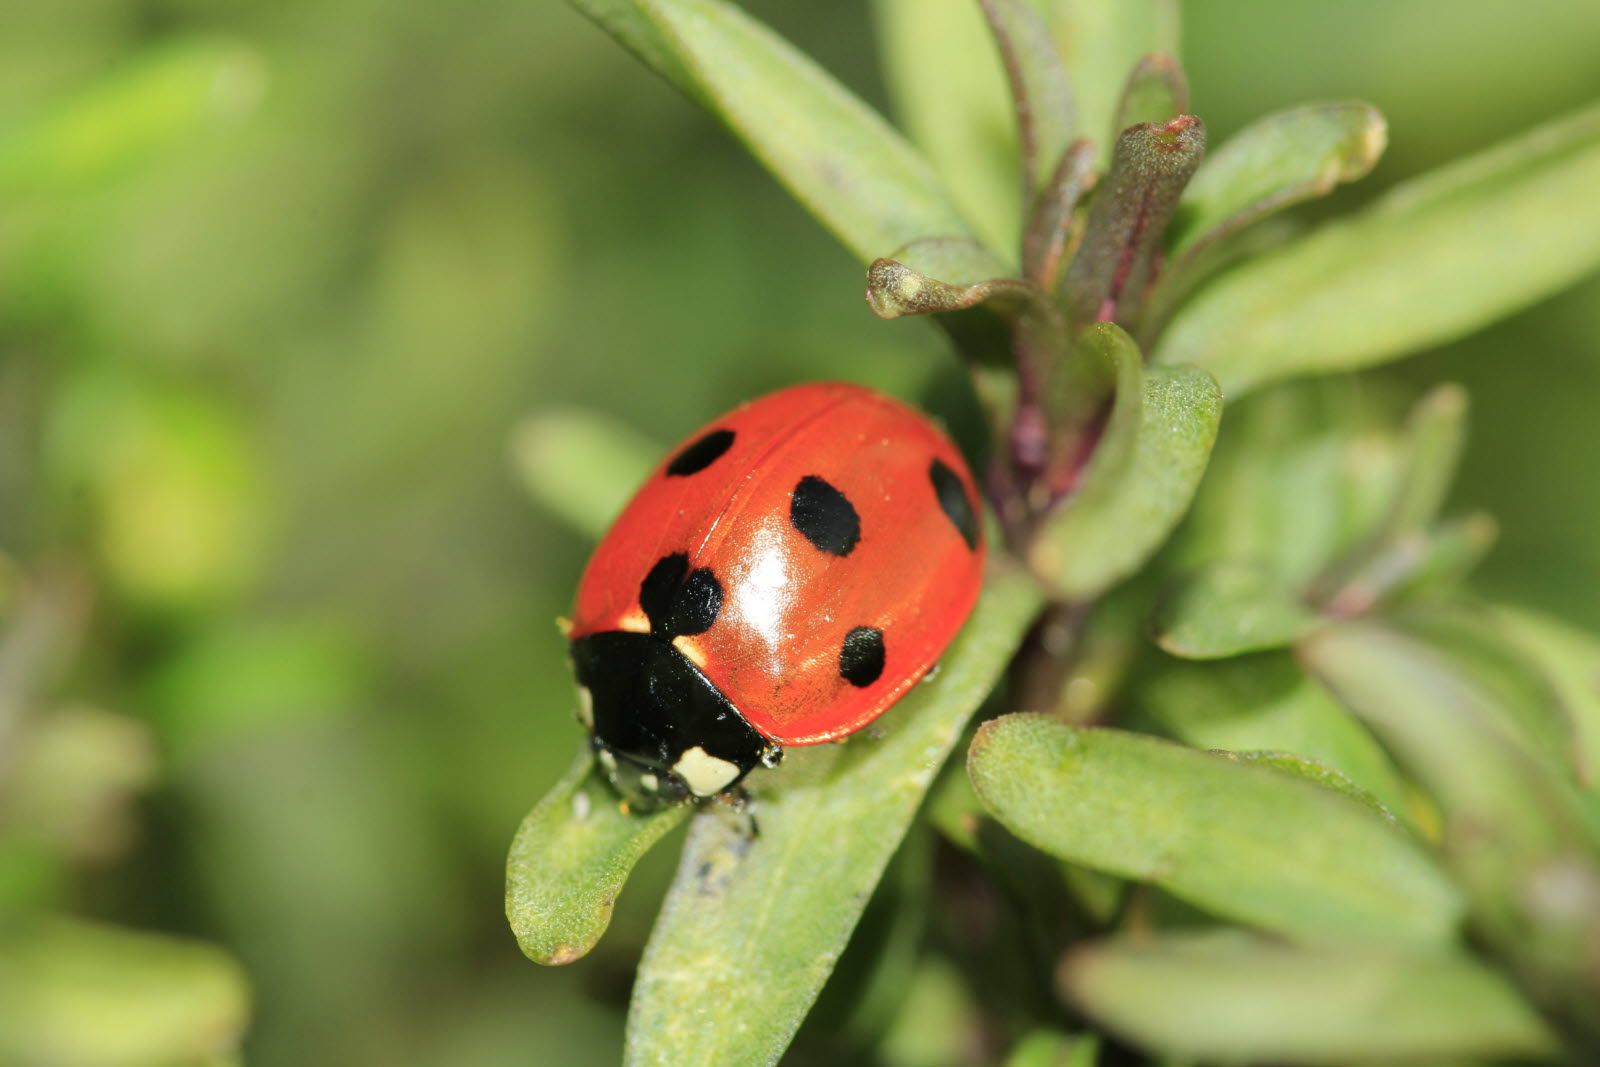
[567,382,986,807]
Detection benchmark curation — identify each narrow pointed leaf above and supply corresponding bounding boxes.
[1062,933,1555,1064]
[872,0,1019,252]
[1320,513,1498,617]
[979,0,1077,195]
[1045,0,1180,158]
[583,0,982,264]
[969,716,1463,945]
[1023,139,1097,289]
[1166,102,1387,258]
[624,565,1042,1067]
[1059,117,1205,327]
[1152,559,1321,658]
[1378,383,1469,537]
[506,747,688,966]
[510,409,659,539]
[1227,751,1395,824]
[1137,653,1412,817]
[1157,101,1600,395]
[1494,605,1600,790]
[1032,356,1221,599]
[571,0,700,100]
[1112,53,1188,133]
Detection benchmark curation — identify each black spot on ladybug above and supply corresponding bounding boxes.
[667,428,735,477]
[791,475,860,556]
[929,458,979,550]
[839,626,885,688]
[639,553,723,637]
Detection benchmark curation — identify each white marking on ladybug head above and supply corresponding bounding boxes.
[597,748,618,775]
[617,608,650,634]
[672,635,709,670]
[575,685,594,729]
[639,772,659,794]
[672,746,740,797]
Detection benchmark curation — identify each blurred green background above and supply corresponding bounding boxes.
[1,2,1597,1064]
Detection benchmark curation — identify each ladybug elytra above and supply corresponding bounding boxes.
[567,382,986,807]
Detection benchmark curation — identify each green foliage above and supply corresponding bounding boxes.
[507,748,689,966]
[625,565,1042,1065]
[524,2,1600,1062]
[5,1,1600,1065]
[573,0,984,263]
[969,715,1460,945]
[1063,932,1555,1064]
[1158,101,1600,394]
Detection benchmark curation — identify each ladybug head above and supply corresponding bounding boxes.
[569,630,775,808]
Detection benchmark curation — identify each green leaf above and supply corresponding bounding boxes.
[1376,382,1469,535]
[968,716,1463,945]
[1022,139,1096,289]
[872,0,1019,252]
[0,916,251,1066]
[1170,380,1408,585]
[1062,932,1555,1064]
[587,0,981,263]
[1303,621,1600,1034]
[1044,0,1181,158]
[1494,605,1600,790]
[506,746,688,966]
[623,565,1043,1067]
[0,39,265,196]
[979,0,1077,195]
[1157,101,1600,396]
[1032,340,1222,600]
[1165,102,1387,259]
[571,0,701,100]
[510,409,659,540]
[1151,558,1321,658]
[1111,53,1188,133]
[1226,751,1395,824]
[1136,652,1413,818]
[1059,117,1206,327]
[1318,513,1498,618]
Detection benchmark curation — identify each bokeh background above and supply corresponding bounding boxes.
[1,2,1598,1064]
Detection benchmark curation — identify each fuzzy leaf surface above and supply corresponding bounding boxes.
[1158,101,1600,395]
[1136,653,1411,817]
[624,565,1043,1067]
[506,747,688,966]
[1032,349,1221,600]
[1062,932,1554,1064]
[969,716,1463,945]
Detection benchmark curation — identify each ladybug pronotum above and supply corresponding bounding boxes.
[567,382,986,807]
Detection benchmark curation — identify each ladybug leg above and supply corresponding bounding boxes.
[711,787,761,840]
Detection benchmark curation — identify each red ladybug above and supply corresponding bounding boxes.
[568,382,986,806]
